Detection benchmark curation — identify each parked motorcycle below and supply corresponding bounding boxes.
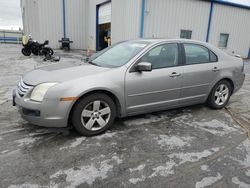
[21,37,54,56]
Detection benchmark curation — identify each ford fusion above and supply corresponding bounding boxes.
[13,39,245,136]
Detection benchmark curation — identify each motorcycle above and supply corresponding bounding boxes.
[21,37,54,57]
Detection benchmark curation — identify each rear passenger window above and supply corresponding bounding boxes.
[184,44,210,64]
[184,44,218,64]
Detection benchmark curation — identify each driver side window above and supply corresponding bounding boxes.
[140,43,178,69]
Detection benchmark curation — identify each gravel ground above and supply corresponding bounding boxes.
[0,44,250,188]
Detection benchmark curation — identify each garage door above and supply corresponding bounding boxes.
[98,2,111,24]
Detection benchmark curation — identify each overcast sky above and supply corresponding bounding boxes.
[0,0,22,30]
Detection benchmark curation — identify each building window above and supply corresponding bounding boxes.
[180,30,192,39]
[219,33,229,48]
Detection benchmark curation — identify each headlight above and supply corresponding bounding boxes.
[30,82,57,102]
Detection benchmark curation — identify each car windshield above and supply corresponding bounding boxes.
[88,41,150,68]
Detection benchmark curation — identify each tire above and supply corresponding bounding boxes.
[42,47,54,56]
[21,48,31,56]
[71,93,116,136]
[207,80,232,109]
[47,48,54,56]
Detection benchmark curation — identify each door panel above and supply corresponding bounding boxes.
[181,63,219,104]
[125,67,183,114]
[180,43,220,104]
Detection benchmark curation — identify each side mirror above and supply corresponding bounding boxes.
[135,62,152,72]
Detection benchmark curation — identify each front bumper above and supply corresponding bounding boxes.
[13,89,72,128]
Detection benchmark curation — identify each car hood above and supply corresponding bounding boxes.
[22,61,110,85]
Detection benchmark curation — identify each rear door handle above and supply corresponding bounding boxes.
[212,67,220,72]
[169,72,181,78]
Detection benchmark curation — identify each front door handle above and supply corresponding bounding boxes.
[169,72,181,78]
[212,67,220,72]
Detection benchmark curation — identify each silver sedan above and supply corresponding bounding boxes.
[13,39,245,136]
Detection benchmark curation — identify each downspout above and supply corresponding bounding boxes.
[206,1,214,42]
[62,0,66,38]
[248,48,250,59]
[140,0,146,38]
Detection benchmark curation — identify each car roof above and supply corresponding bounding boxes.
[131,38,209,45]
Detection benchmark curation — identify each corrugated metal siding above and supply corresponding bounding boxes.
[111,0,141,44]
[37,0,62,48]
[22,0,39,40]
[22,0,62,48]
[144,0,210,41]
[65,0,87,49]
[21,0,250,56]
[209,3,250,58]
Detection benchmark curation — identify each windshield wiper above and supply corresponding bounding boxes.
[87,61,101,67]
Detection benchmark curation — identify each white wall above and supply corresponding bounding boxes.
[21,0,40,41]
[21,0,250,57]
[111,0,141,44]
[209,3,250,58]
[37,0,63,48]
[144,0,210,41]
[21,0,63,48]
[65,0,87,49]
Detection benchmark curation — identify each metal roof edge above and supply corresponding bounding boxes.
[212,0,250,10]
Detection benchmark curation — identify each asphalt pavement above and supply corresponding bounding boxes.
[0,44,249,188]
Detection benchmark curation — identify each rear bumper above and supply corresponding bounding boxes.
[13,89,72,128]
[234,72,245,93]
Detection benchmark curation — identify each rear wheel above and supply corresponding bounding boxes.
[71,93,116,136]
[43,47,54,56]
[47,48,54,56]
[207,80,232,109]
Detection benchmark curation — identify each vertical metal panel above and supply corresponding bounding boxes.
[22,0,40,40]
[21,0,63,48]
[21,0,250,56]
[65,0,87,49]
[144,0,210,41]
[210,3,250,58]
[37,0,63,48]
[111,0,141,44]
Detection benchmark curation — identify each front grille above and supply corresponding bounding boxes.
[17,79,33,97]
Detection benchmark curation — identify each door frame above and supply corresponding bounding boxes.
[96,0,111,51]
[125,42,184,114]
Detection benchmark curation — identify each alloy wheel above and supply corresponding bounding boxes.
[214,84,229,106]
[80,100,111,131]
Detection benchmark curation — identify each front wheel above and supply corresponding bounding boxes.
[71,93,116,136]
[21,48,31,56]
[207,80,232,109]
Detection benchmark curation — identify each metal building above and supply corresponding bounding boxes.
[21,0,250,58]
